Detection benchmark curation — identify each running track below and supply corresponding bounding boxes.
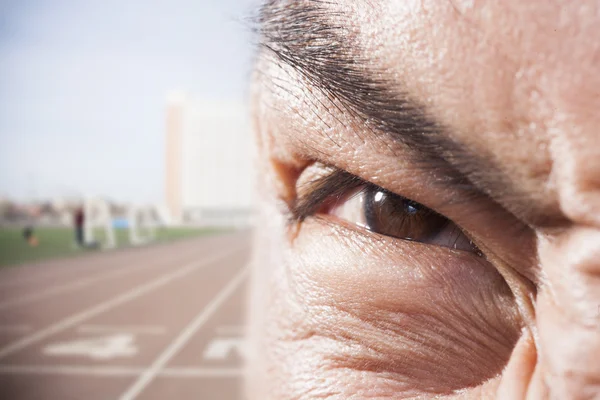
[0,231,251,399]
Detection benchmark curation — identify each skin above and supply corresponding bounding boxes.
[248,1,600,398]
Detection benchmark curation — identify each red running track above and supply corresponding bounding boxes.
[0,231,251,400]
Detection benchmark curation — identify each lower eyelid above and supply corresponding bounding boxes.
[290,215,520,393]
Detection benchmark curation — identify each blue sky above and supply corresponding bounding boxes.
[0,0,258,203]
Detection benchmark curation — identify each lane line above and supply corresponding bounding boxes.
[0,237,221,305]
[161,366,242,378]
[0,275,61,289]
[0,325,32,333]
[0,364,140,377]
[78,324,166,335]
[0,364,242,378]
[0,233,241,288]
[0,249,162,289]
[0,247,246,361]
[0,261,135,290]
[0,264,152,310]
[119,267,249,400]
[215,325,246,336]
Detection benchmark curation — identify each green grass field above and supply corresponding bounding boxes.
[0,226,223,267]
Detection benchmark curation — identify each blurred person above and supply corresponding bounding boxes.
[22,209,39,247]
[22,225,38,247]
[74,206,101,249]
[248,1,600,399]
[74,206,85,247]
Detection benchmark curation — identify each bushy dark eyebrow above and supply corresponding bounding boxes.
[255,0,509,203]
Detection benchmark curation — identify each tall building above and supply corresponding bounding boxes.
[165,93,254,227]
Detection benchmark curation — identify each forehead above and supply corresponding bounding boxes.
[362,2,597,151]
[370,0,600,210]
[257,0,600,222]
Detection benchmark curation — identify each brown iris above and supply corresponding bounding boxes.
[362,188,450,243]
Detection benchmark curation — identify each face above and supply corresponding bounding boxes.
[248,1,600,398]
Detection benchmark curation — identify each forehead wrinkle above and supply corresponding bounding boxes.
[255,0,560,226]
[257,1,482,188]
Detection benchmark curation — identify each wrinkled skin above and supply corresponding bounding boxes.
[247,1,600,399]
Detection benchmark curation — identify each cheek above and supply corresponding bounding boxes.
[266,218,521,396]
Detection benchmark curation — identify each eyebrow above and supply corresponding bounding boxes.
[256,0,514,202]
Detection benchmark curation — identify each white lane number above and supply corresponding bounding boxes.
[43,334,137,360]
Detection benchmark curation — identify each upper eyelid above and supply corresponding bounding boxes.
[291,167,363,222]
[291,166,422,222]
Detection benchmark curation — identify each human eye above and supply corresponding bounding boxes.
[280,162,521,394]
[291,164,479,253]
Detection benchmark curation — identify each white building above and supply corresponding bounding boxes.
[165,93,254,227]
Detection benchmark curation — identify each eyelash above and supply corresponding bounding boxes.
[290,167,481,254]
[290,168,365,223]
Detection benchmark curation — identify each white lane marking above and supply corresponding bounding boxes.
[161,366,242,378]
[0,263,119,289]
[0,364,242,377]
[0,264,151,310]
[203,337,247,360]
[0,364,140,377]
[119,267,248,400]
[215,325,246,336]
[78,324,166,335]
[44,334,138,360]
[0,325,32,333]
[0,237,225,296]
[0,247,245,360]
[0,250,158,289]
[0,276,55,289]
[0,234,230,288]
